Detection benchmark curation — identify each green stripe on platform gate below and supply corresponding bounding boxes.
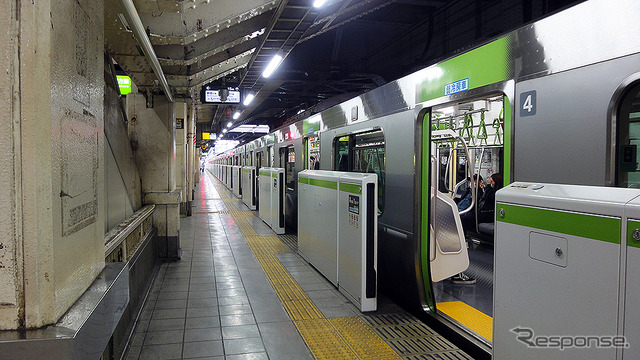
[271,172,279,178]
[627,220,640,249]
[340,183,362,194]
[496,203,620,244]
[309,179,337,190]
[298,177,309,184]
[260,172,270,177]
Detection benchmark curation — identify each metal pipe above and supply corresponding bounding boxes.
[119,0,174,102]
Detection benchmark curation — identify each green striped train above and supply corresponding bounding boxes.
[207,1,640,358]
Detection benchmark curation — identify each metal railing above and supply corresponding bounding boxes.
[105,204,155,261]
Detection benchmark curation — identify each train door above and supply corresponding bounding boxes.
[268,146,274,167]
[614,80,640,360]
[423,94,506,346]
[305,135,320,170]
[331,130,385,214]
[256,151,264,209]
[616,81,640,187]
[279,145,297,231]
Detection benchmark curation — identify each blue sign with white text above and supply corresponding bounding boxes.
[444,78,469,96]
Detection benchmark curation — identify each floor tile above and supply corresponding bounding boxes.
[222,324,261,339]
[188,290,217,299]
[147,318,186,331]
[223,338,266,355]
[152,308,186,320]
[187,297,218,308]
[225,353,269,360]
[138,343,182,360]
[184,327,222,343]
[220,314,256,327]
[185,316,221,329]
[259,322,314,360]
[143,329,184,345]
[218,296,250,306]
[154,299,188,310]
[186,305,218,318]
[219,304,253,315]
[182,340,224,358]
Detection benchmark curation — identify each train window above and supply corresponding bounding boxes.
[285,146,296,191]
[333,130,385,214]
[334,136,349,171]
[616,82,640,188]
[306,136,320,170]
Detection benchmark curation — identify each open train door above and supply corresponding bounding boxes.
[429,129,471,282]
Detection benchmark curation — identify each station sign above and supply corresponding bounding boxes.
[117,75,132,95]
[444,78,469,96]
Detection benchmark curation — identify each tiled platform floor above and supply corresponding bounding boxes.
[124,171,472,360]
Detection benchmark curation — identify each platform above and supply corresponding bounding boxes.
[123,172,472,360]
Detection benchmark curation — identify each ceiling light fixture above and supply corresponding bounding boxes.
[227,121,233,127]
[262,53,283,78]
[313,0,327,8]
[243,93,255,106]
[232,112,240,120]
[222,128,228,133]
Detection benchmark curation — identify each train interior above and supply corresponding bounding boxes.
[429,95,504,345]
[333,130,386,213]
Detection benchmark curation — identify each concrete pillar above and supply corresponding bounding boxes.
[175,102,188,215]
[127,93,181,260]
[0,0,106,329]
[186,105,196,214]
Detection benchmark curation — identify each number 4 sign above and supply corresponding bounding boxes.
[519,90,537,117]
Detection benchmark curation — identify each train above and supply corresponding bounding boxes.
[205,0,640,357]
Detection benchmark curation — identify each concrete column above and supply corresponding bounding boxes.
[175,102,188,215]
[127,93,181,260]
[186,105,196,215]
[0,0,106,329]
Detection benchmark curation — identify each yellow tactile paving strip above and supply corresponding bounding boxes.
[437,301,493,342]
[214,183,401,360]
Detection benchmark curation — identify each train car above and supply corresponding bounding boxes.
[208,0,640,357]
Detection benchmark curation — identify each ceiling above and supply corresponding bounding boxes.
[105,0,583,147]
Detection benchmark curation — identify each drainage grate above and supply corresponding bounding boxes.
[278,234,299,251]
[363,313,473,359]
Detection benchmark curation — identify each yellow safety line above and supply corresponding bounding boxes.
[211,180,401,359]
[437,301,493,342]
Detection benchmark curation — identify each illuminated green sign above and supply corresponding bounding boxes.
[117,75,132,95]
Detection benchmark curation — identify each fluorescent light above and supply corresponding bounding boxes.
[243,93,255,106]
[222,128,228,133]
[215,140,240,154]
[227,121,233,127]
[313,0,327,8]
[232,112,240,120]
[228,125,270,134]
[262,54,283,78]
[439,107,455,114]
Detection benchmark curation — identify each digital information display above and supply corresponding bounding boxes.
[202,88,241,104]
